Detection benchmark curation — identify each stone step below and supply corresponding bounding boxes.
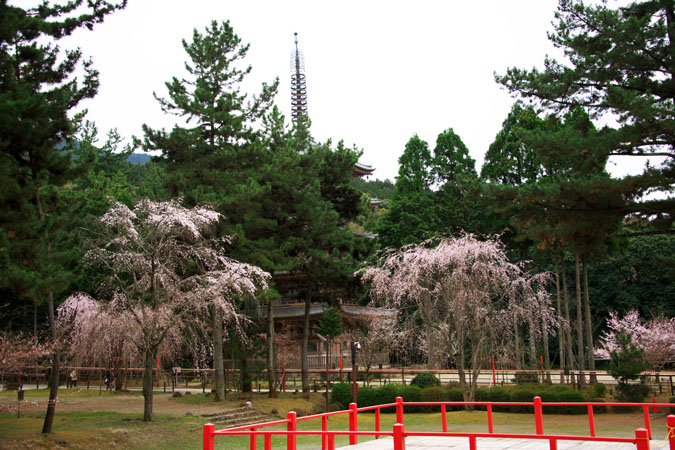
[207,410,261,422]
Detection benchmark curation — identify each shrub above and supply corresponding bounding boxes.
[445,387,464,411]
[400,385,422,412]
[357,387,378,408]
[330,383,352,409]
[376,384,401,413]
[488,387,511,412]
[670,396,675,414]
[411,372,441,389]
[511,388,536,413]
[543,390,585,414]
[592,383,607,399]
[420,386,445,412]
[513,372,539,385]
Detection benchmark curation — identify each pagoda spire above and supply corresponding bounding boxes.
[290,32,308,120]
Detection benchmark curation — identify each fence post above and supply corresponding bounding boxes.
[667,415,675,450]
[644,405,652,439]
[396,396,404,424]
[250,427,256,450]
[265,433,271,450]
[442,404,447,433]
[487,404,493,434]
[203,423,214,450]
[588,405,595,437]
[534,396,544,435]
[393,423,405,450]
[349,403,358,445]
[375,407,381,439]
[635,428,650,450]
[322,415,328,450]
[287,411,297,450]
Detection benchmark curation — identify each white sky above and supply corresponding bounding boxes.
[48,0,647,181]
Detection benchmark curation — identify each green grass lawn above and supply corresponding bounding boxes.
[0,389,673,449]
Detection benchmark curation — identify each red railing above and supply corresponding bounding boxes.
[204,397,675,450]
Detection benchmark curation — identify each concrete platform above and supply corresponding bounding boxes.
[337,435,658,449]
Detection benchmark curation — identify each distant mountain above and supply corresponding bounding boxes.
[126,153,151,165]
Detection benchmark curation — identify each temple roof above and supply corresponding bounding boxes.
[353,162,375,178]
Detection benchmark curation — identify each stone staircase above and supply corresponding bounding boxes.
[200,406,281,428]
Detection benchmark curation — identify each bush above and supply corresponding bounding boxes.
[330,383,352,409]
[445,387,464,411]
[411,372,441,389]
[511,388,536,413]
[400,385,422,412]
[544,390,585,414]
[357,386,378,408]
[592,383,607,398]
[376,384,401,413]
[513,372,539,385]
[488,387,512,412]
[420,386,445,412]
[670,396,675,414]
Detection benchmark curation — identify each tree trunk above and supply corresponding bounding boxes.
[513,322,523,370]
[114,354,125,391]
[301,290,311,394]
[267,296,277,398]
[574,254,585,385]
[142,346,156,422]
[212,305,225,401]
[41,291,59,433]
[527,313,537,367]
[582,261,597,383]
[555,255,565,373]
[561,257,575,373]
[38,185,59,434]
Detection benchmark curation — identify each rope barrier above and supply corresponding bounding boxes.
[649,425,675,448]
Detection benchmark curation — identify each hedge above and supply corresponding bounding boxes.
[331,383,590,414]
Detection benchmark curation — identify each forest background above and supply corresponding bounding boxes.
[1,0,674,430]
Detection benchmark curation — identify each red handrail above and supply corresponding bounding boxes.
[204,397,675,450]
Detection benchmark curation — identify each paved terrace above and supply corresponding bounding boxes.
[337,435,661,449]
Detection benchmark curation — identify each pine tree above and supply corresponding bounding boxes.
[0,0,126,433]
[496,0,675,232]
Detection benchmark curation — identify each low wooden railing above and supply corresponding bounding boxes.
[203,397,675,450]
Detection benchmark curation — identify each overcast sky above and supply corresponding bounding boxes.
[49,0,600,181]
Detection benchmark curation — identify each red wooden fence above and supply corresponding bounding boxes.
[203,397,675,450]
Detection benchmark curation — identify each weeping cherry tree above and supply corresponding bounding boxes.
[58,199,269,421]
[358,233,556,404]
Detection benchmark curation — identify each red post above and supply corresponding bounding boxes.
[653,397,658,413]
[587,404,595,437]
[487,404,493,434]
[157,356,160,388]
[203,423,215,450]
[534,396,544,435]
[282,359,286,392]
[549,437,558,450]
[644,405,652,439]
[667,415,675,449]
[441,404,447,432]
[250,427,256,450]
[328,435,335,450]
[469,436,477,450]
[264,433,271,450]
[322,415,328,450]
[635,428,650,450]
[396,396,404,424]
[491,357,496,387]
[375,407,381,438]
[287,411,297,450]
[349,403,358,445]
[393,423,405,450]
